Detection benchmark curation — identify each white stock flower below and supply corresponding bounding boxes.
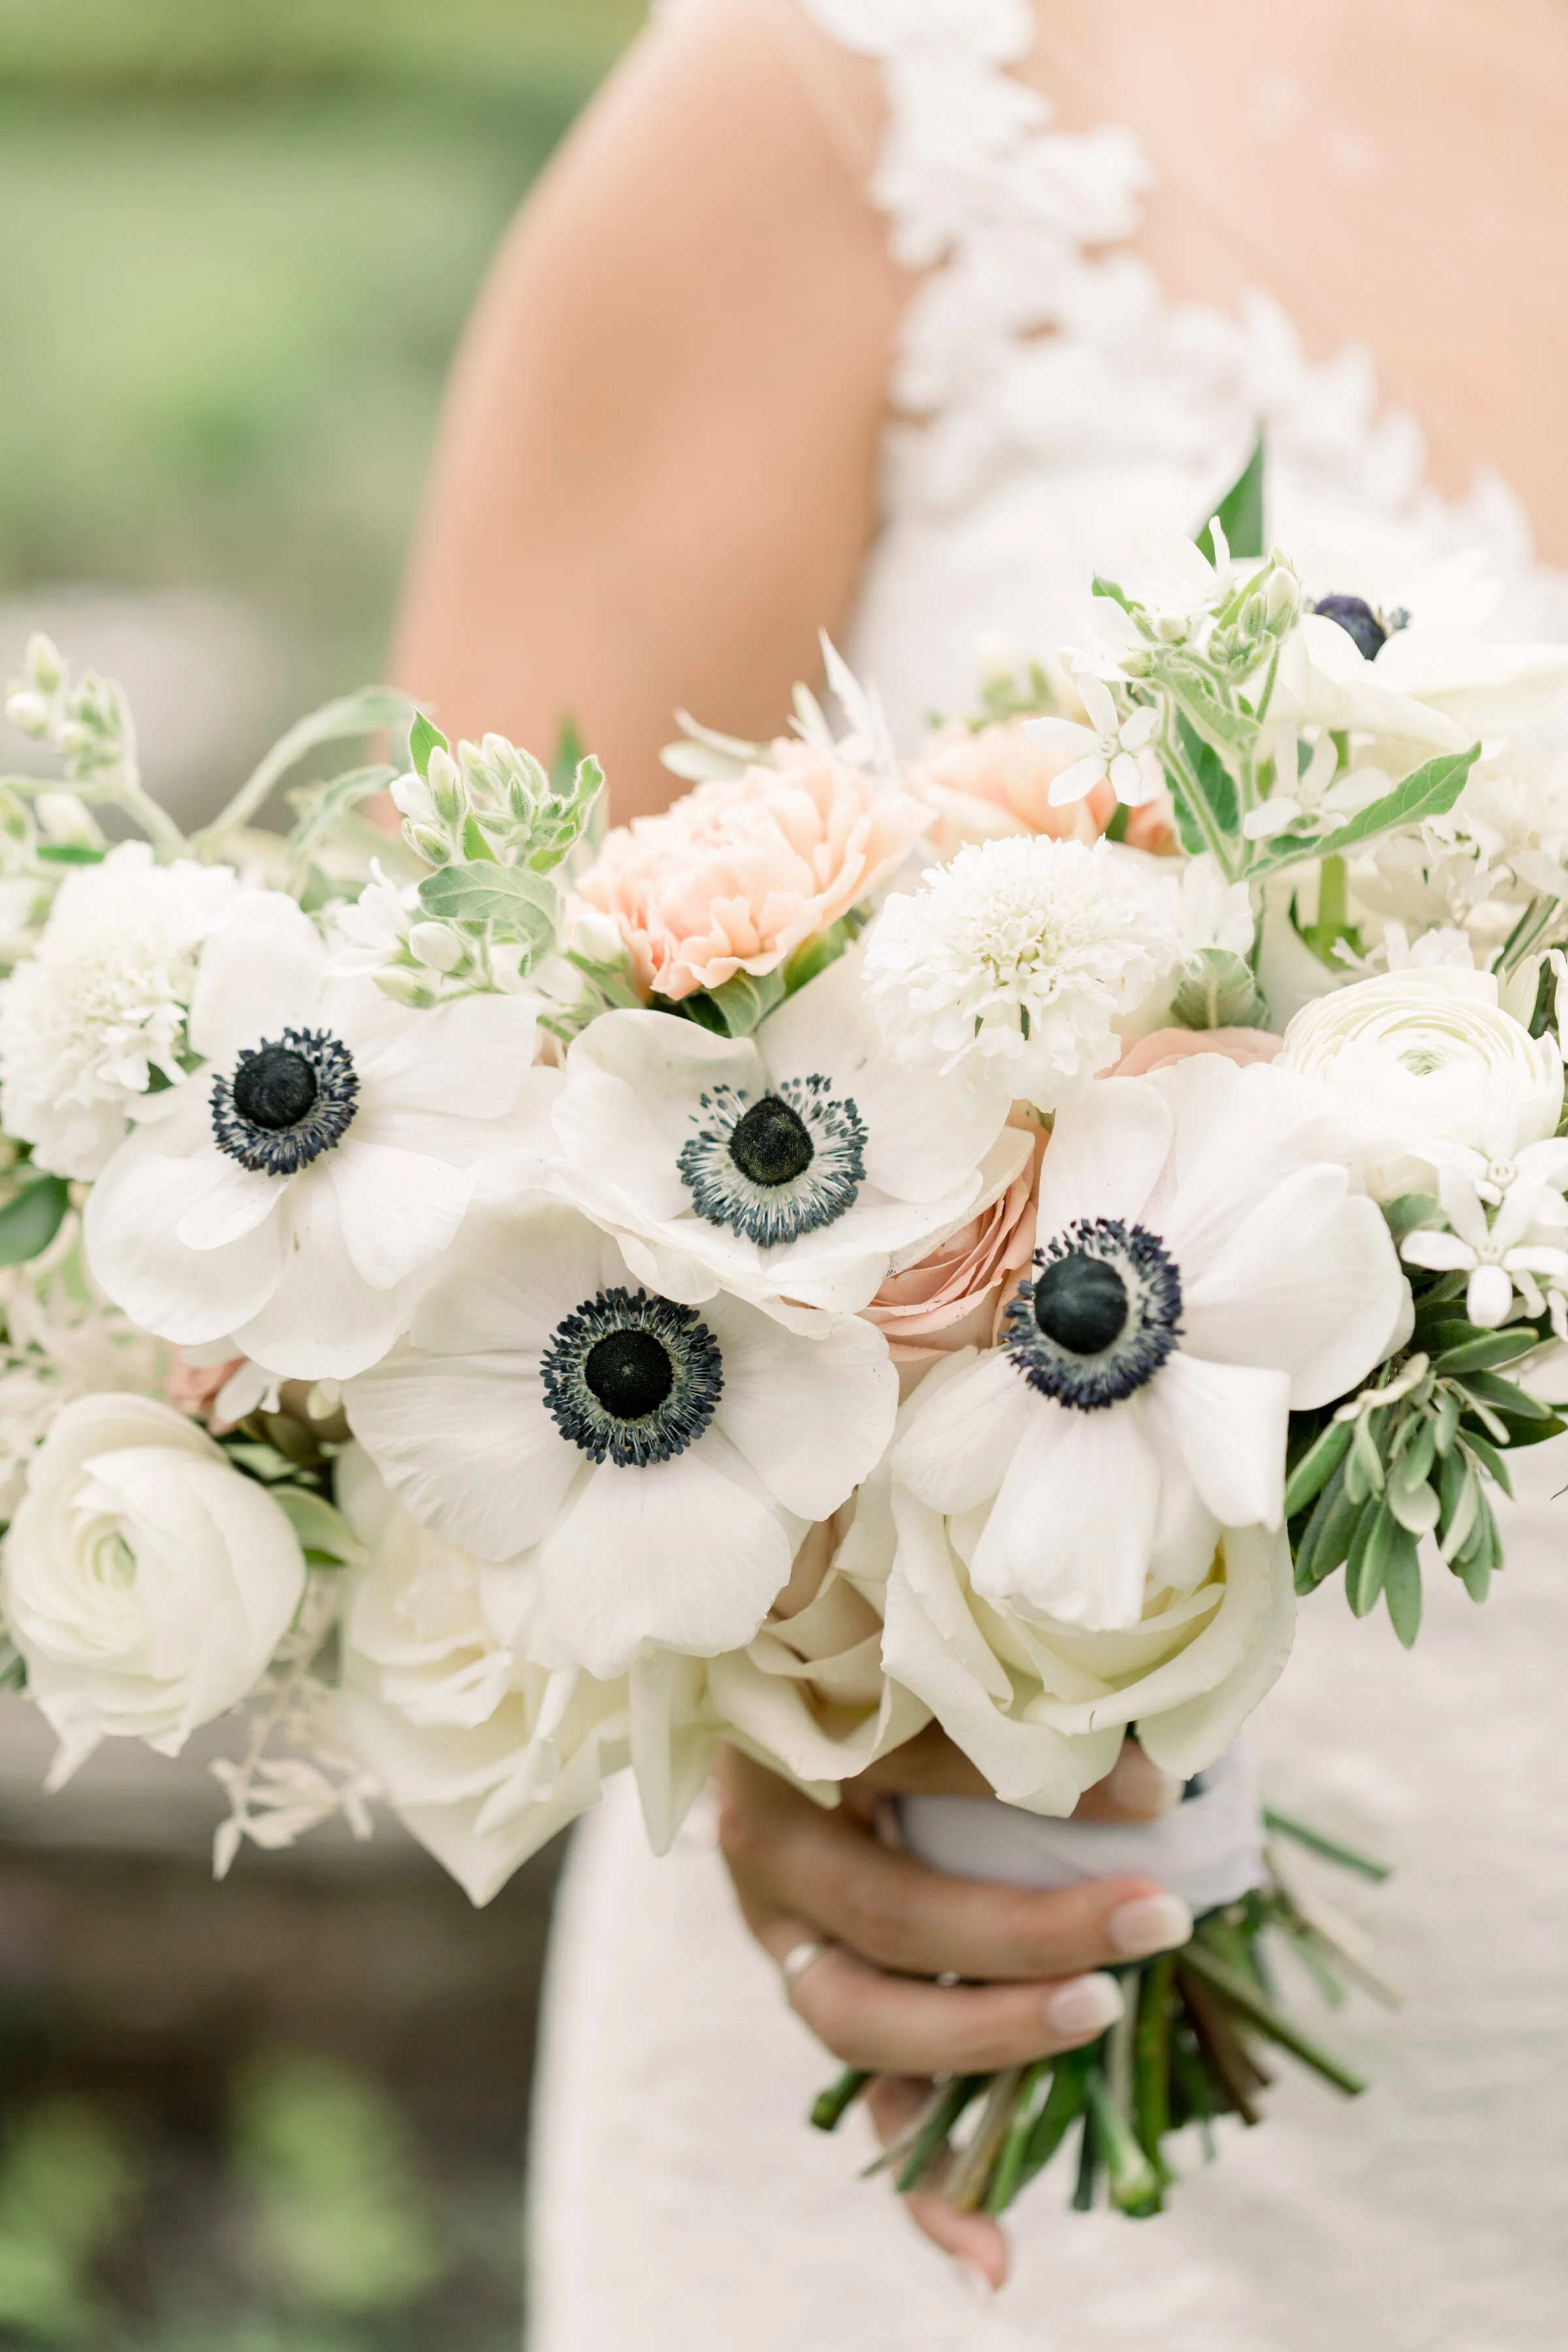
[891,1057,1407,1633]
[1,1395,305,1782]
[1023,673,1162,808]
[332,1446,629,1906]
[84,892,549,1380]
[342,1192,898,1680]
[1278,967,1563,1201]
[0,844,238,1179]
[864,836,1175,1113]
[551,941,1021,1315]
[883,1473,1294,1816]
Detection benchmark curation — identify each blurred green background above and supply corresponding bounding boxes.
[0,0,644,823]
[0,4,644,2343]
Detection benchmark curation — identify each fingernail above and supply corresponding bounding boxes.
[953,2256,996,2300]
[1108,1892,1193,1958]
[1103,1741,1180,1819]
[1043,1970,1125,2040]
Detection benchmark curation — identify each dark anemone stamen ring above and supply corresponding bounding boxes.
[541,1286,724,1468]
[1004,1216,1183,1411]
[678,1073,867,1249]
[211,1027,359,1176]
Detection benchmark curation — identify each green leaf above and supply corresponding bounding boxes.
[0,1174,70,1266]
[1433,1328,1540,1375]
[270,1488,368,1568]
[1459,1428,1514,1498]
[551,717,585,796]
[1381,1192,1443,1241]
[284,764,397,887]
[408,711,448,781]
[1090,575,1134,613]
[677,963,787,1038]
[1293,1457,1359,1592]
[1170,947,1269,1032]
[1197,430,1266,561]
[1283,1418,1352,1520]
[1463,1368,1554,1420]
[461,812,498,863]
[1345,1497,1393,1616]
[416,862,559,949]
[781,919,853,998]
[1249,745,1480,878]
[35,841,105,866]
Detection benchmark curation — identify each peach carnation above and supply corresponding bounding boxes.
[575,755,930,1003]
[912,719,1175,860]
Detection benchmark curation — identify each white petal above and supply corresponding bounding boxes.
[1466,1263,1514,1328]
[84,1128,283,1345]
[1032,1077,1172,1240]
[174,1151,285,1253]
[1131,1526,1296,1782]
[1399,1228,1477,1273]
[540,1435,793,1676]
[1047,753,1108,807]
[704,1295,896,1520]
[342,982,538,1117]
[234,1177,405,1379]
[345,1353,584,1560]
[407,1195,610,1358]
[891,1348,1034,1512]
[1157,1059,1362,1279]
[1078,673,1117,734]
[188,893,325,1067]
[328,1139,472,1292]
[969,1399,1160,1630]
[1022,716,1095,757]
[1141,1352,1289,1530]
[1181,1168,1407,1407]
[1119,705,1158,751]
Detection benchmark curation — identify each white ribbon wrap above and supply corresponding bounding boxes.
[897,1744,1266,1916]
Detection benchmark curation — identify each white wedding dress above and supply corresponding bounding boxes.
[530,7,1568,2345]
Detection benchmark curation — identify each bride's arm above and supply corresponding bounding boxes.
[390,0,900,822]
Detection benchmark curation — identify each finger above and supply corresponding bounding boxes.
[749,1905,1128,2074]
[718,1752,1190,1980]
[1071,1737,1179,1825]
[862,2078,1009,2295]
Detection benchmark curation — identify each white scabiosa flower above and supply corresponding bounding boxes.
[864,836,1176,1111]
[549,941,1023,1316]
[1,1394,305,1783]
[84,892,550,1381]
[342,1192,898,1680]
[891,1056,1408,1634]
[0,843,238,1178]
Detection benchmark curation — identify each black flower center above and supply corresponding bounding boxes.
[679,1074,866,1249]
[1033,1253,1129,1356]
[541,1286,723,1467]
[583,1328,676,1420]
[728,1095,815,1187]
[1005,1217,1183,1412]
[231,1045,318,1132]
[211,1026,359,1177]
[1313,593,1387,663]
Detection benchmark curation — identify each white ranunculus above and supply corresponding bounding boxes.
[892,1056,1407,1633]
[332,1447,629,1906]
[1278,966,1564,1200]
[1,1394,304,1781]
[0,843,238,1179]
[551,940,1021,1315]
[342,1191,898,1680]
[84,892,551,1380]
[883,1468,1294,1817]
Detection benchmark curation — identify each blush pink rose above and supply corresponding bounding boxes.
[575,754,930,1002]
[164,1351,245,1428]
[862,1117,1047,1367]
[911,719,1177,859]
[1112,1026,1282,1078]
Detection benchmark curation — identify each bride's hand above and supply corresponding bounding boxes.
[715,1735,1190,2293]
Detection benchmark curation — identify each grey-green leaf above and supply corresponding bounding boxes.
[679,964,787,1038]
[270,1487,368,1568]
[408,711,449,780]
[0,1175,70,1266]
[1250,745,1480,877]
[416,862,559,947]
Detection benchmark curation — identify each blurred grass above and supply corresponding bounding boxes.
[0,0,644,713]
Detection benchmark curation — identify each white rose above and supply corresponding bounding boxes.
[1,1395,304,1780]
[1278,966,1563,1199]
[333,1448,629,1905]
[883,1481,1294,1817]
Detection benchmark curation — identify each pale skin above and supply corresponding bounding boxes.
[391,0,1568,2288]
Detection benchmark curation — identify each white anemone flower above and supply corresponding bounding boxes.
[84,892,548,1380]
[0,843,238,1179]
[342,1191,898,1679]
[866,836,1177,1113]
[1024,673,1163,808]
[1269,613,1471,757]
[549,941,1021,1316]
[1399,1151,1568,1329]
[891,1056,1409,1634]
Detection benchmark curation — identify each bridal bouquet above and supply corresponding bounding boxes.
[1,475,1567,2225]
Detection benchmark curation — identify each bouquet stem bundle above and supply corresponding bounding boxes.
[812,1816,1387,2219]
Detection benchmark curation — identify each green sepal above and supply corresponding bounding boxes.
[676,964,787,1038]
[0,1174,71,1267]
[408,711,449,781]
[782,918,854,998]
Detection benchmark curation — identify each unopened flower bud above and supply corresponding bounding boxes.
[406,824,449,867]
[1264,568,1301,629]
[390,770,439,827]
[408,919,465,973]
[35,791,99,847]
[24,634,62,694]
[426,745,466,827]
[55,720,91,757]
[4,688,49,737]
[373,964,436,1007]
[568,910,628,968]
